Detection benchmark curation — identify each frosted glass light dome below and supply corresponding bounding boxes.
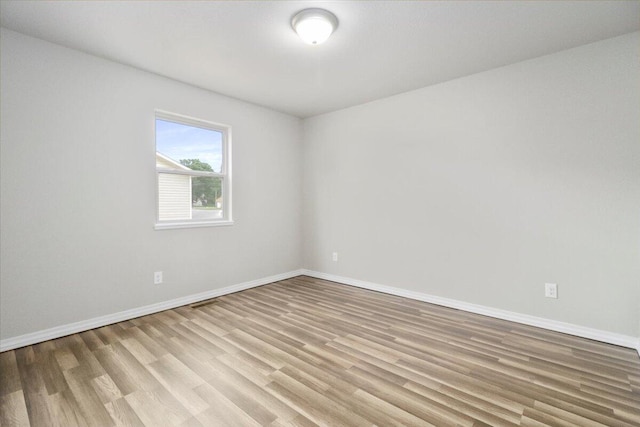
[292,9,338,45]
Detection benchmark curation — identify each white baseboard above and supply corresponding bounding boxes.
[301,269,640,352]
[0,269,304,352]
[4,269,638,357]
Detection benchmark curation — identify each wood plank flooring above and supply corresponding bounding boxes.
[1,276,639,426]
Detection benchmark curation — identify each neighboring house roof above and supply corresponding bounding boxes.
[156,152,192,171]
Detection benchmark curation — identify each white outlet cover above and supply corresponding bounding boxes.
[544,283,557,298]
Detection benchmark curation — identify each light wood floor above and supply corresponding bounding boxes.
[1,276,639,427]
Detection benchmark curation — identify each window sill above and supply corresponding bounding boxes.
[155,220,234,230]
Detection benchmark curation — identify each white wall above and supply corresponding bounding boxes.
[0,29,302,340]
[2,27,639,345]
[303,32,640,337]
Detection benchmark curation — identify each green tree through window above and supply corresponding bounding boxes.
[179,159,222,206]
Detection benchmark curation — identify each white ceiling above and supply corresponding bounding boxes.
[1,1,639,118]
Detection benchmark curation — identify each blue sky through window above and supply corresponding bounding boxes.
[156,119,222,173]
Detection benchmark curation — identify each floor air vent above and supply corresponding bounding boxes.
[189,299,219,309]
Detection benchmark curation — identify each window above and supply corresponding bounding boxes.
[155,111,232,229]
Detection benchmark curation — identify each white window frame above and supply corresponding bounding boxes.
[154,110,233,230]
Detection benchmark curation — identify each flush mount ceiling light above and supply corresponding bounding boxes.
[291,8,338,45]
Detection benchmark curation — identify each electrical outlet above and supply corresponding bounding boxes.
[544,283,557,298]
[332,252,338,262]
[154,271,163,285]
